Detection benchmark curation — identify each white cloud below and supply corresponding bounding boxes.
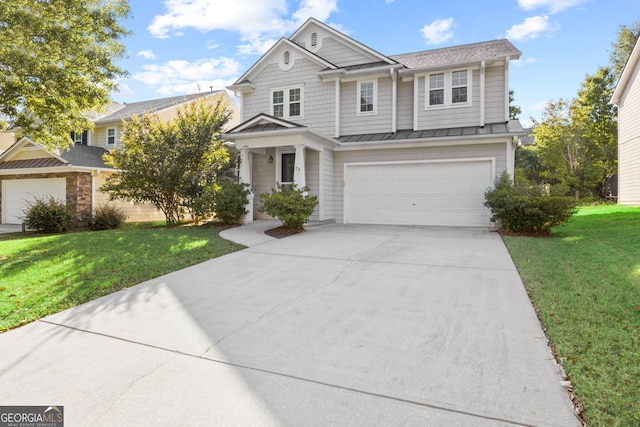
[518,0,588,14]
[513,56,537,67]
[205,40,219,50]
[137,49,156,60]
[506,16,558,41]
[148,0,338,55]
[132,57,242,95]
[421,18,454,45]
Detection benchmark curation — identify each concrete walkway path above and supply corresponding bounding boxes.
[0,223,579,426]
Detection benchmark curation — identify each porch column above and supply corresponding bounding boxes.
[239,147,254,224]
[293,145,306,189]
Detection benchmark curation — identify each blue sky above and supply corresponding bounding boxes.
[113,0,640,126]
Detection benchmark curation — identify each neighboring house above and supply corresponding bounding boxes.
[224,18,524,227]
[0,91,239,225]
[611,36,640,205]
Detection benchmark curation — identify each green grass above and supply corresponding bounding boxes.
[0,223,244,331]
[502,205,640,427]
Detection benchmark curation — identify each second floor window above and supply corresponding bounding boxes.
[71,130,88,145]
[107,128,116,145]
[272,87,303,119]
[358,80,376,115]
[427,70,470,108]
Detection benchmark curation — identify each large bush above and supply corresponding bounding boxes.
[484,172,577,235]
[22,196,74,233]
[91,203,127,230]
[214,181,250,225]
[259,183,318,230]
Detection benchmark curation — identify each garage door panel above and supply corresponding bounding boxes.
[3,178,67,224]
[345,160,492,227]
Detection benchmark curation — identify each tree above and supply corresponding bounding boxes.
[610,22,640,80]
[533,99,602,199]
[0,0,131,149]
[509,89,522,120]
[101,99,232,225]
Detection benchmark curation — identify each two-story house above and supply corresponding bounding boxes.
[0,90,239,225]
[224,18,524,227]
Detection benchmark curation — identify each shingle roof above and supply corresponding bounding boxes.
[94,92,218,124]
[337,122,523,143]
[59,144,112,169]
[390,39,521,69]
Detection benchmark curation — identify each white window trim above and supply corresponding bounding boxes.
[106,127,117,145]
[425,69,472,110]
[271,86,304,119]
[357,79,377,116]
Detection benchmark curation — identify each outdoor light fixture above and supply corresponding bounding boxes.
[268,155,274,163]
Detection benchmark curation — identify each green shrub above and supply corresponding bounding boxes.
[22,196,74,233]
[484,172,577,235]
[259,183,318,230]
[213,181,250,225]
[91,203,127,230]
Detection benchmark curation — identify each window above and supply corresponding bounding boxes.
[357,80,376,115]
[426,69,471,108]
[107,128,116,145]
[281,153,295,184]
[71,130,88,145]
[451,70,467,103]
[428,73,445,106]
[272,87,303,118]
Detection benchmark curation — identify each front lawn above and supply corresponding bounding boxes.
[502,205,640,427]
[0,223,244,331]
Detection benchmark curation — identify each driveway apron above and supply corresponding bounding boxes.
[0,224,579,426]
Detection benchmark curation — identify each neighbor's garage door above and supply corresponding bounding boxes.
[2,178,66,224]
[345,159,493,227]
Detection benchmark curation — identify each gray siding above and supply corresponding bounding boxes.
[340,77,393,136]
[316,37,376,67]
[397,80,414,130]
[332,142,508,223]
[243,57,335,137]
[485,65,507,123]
[618,61,640,204]
[418,70,481,130]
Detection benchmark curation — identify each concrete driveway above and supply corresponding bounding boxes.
[0,224,579,426]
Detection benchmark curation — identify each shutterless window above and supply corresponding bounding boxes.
[107,128,116,145]
[289,88,301,117]
[273,90,284,118]
[359,81,375,113]
[451,70,468,103]
[428,73,445,106]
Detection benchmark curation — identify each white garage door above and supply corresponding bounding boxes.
[345,159,494,227]
[2,178,67,224]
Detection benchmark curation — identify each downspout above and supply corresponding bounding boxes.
[413,75,419,131]
[480,61,486,127]
[504,56,510,121]
[391,68,397,133]
[335,79,340,138]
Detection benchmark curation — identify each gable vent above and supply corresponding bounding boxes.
[311,32,318,47]
[284,51,290,65]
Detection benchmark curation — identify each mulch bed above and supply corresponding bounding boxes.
[264,226,305,239]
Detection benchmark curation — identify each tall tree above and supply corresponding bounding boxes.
[509,89,522,120]
[0,0,131,149]
[610,22,640,80]
[101,98,232,225]
[533,99,602,199]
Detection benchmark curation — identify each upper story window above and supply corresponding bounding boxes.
[107,128,116,145]
[426,69,471,108]
[71,130,88,145]
[272,87,303,119]
[357,80,377,115]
